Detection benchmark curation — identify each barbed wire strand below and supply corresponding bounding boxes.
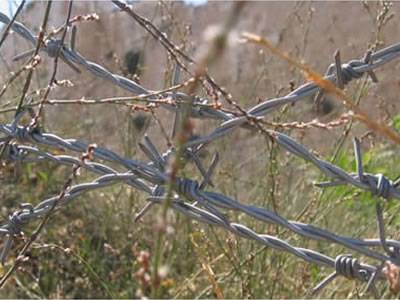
[0,143,383,292]
[2,11,400,127]
[0,0,26,50]
[0,116,399,252]
[0,3,400,296]
[0,128,398,273]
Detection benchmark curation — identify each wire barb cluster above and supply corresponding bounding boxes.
[0,119,398,294]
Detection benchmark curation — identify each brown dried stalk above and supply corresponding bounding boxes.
[242,32,400,145]
[0,55,41,99]
[30,0,74,129]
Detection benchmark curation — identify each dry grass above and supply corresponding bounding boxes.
[0,1,400,298]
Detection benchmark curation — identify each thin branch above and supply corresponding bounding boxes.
[14,1,53,116]
[0,0,26,50]
[242,32,400,145]
[30,0,74,128]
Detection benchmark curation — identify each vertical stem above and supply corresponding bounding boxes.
[151,3,245,297]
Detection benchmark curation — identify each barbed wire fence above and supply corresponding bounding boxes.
[0,0,400,297]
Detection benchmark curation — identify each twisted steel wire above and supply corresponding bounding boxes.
[0,11,233,122]
[0,126,398,271]
[1,12,400,125]
[2,118,400,204]
[0,141,382,287]
[1,5,400,295]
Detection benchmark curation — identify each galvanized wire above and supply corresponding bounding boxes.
[3,140,400,258]
[2,12,400,124]
[0,140,382,286]
[1,6,400,296]
[0,124,397,289]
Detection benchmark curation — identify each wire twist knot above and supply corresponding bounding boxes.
[335,255,368,280]
[176,178,199,197]
[0,210,29,264]
[152,185,165,197]
[13,125,35,142]
[361,173,392,199]
[312,254,374,296]
[45,39,64,58]
[1,143,23,161]
[337,60,364,85]
[7,211,25,236]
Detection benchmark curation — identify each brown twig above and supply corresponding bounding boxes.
[242,31,400,145]
[150,2,246,298]
[0,55,41,100]
[29,0,74,129]
[48,13,99,38]
[0,76,196,114]
[0,0,26,50]
[0,1,53,162]
[112,0,244,110]
[260,113,352,130]
[14,1,53,117]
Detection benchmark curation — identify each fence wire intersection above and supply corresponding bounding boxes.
[0,2,400,296]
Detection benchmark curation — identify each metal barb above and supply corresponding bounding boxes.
[334,49,344,89]
[71,25,77,50]
[312,255,374,296]
[376,202,397,260]
[200,152,219,189]
[1,9,400,297]
[363,50,379,83]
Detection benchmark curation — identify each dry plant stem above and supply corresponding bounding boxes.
[30,0,74,128]
[173,253,225,298]
[0,1,53,161]
[0,145,96,289]
[14,2,53,117]
[242,32,400,145]
[111,1,195,83]
[0,166,79,288]
[0,144,96,288]
[48,13,99,37]
[151,3,245,298]
[0,0,25,50]
[202,261,224,299]
[34,243,114,298]
[331,77,370,163]
[0,77,196,114]
[0,56,41,100]
[195,246,268,298]
[150,109,172,147]
[260,113,351,130]
[0,96,233,118]
[209,227,244,286]
[112,0,235,108]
